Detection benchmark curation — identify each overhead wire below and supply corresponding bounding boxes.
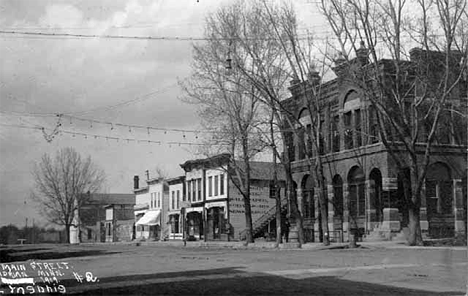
[0,82,177,117]
[0,123,230,147]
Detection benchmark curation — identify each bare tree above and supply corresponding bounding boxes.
[206,1,308,245]
[320,0,467,245]
[180,2,268,243]
[32,148,105,243]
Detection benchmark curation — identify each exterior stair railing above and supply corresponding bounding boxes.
[239,196,288,240]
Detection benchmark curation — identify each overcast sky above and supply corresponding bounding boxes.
[0,0,324,227]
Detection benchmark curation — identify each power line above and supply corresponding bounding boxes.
[0,29,449,42]
[0,83,177,117]
[0,123,230,147]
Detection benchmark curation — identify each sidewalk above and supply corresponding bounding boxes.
[134,239,467,251]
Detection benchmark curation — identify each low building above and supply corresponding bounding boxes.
[70,193,135,244]
[180,154,286,241]
[133,175,169,241]
[104,203,135,242]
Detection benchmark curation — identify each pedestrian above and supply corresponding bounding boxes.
[281,217,290,243]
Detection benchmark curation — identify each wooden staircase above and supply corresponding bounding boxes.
[239,197,288,240]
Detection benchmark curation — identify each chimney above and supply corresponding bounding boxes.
[332,51,348,77]
[145,170,150,180]
[356,40,369,65]
[307,69,321,85]
[289,75,301,87]
[133,175,139,190]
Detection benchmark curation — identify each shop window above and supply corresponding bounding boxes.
[197,179,202,201]
[172,191,175,209]
[220,174,225,195]
[177,190,180,208]
[192,179,197,202]
[208,176,213,197]
[187,181,191,201]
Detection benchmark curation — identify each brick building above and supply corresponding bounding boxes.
[180,154,286,241]
[282,47,467,242]
[71,193,135,243]
[104,203,135,242]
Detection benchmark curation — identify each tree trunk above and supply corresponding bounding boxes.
[316,164,330,246]
[275,187,282,246]
[407,206,423,246]
[65,224,71,244]
[242,136,254,244]
[348,217,358,248]
[319,190,330,246]
[406,167,424,246]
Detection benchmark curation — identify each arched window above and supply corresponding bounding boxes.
[343,91,362,149]
[332,175,343,218]
[301,175,315,219]
[348,166,365,217]
[426,162,453,216]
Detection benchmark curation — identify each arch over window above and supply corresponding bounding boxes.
[343,90,360,111]
[298,108,309,120]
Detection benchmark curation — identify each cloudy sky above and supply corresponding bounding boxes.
[0,0,324,227]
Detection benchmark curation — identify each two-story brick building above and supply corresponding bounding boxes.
[282,47,467,242]
[180,154,286,241]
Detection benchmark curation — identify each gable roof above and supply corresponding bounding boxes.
[85,193,135,206]
[233,161,286,181]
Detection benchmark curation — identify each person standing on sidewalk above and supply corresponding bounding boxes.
[281,217,290,243]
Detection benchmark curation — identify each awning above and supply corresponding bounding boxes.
[185,207,203,214]
[136,210,161,226]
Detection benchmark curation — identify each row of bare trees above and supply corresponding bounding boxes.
[181,0,467,246]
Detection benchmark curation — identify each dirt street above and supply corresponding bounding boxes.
[0,243,466,295]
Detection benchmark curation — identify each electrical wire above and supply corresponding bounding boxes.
[0,123,230,146]
[0,83,177,117]
[0,30,436,41]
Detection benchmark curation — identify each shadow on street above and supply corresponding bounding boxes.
[65,267,463,296]
[0,247,121,263]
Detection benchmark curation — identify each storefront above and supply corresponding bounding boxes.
[135,210,161,240]
[168,211,182,240]
[206,201,229,240]
[185,207,203,240]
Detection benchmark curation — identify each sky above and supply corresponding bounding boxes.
[0,0,325,228]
